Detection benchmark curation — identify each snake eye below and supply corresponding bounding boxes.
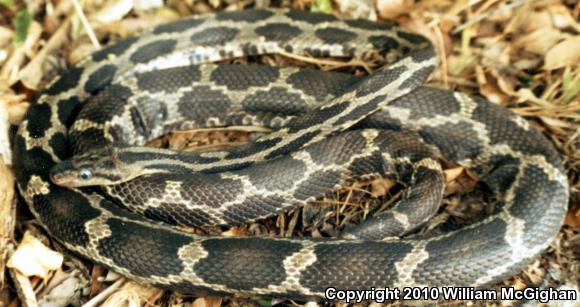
[78,168,92,180]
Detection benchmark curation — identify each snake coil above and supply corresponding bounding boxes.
[14,9,568,300]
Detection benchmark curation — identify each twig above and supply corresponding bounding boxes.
[81,277,126,307]
[9,269,38,307]
[277,51,374,73]
[0,101,11,163]
[432,24,448,87]
[70,0,101,49]
[452,0,530,34]
[170,126,271,133]
[0,161,16,290]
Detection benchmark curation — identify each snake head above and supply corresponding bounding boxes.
[49,148,139,187]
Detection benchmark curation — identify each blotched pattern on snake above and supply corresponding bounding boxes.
[13,9,568,300]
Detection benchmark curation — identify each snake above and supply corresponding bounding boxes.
[13,8,569,300]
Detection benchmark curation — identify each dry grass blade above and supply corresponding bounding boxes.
[70,0,100,48]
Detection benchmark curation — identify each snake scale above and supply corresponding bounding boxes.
[13,8,569,300]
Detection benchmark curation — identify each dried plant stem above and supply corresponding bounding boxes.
[70,0,101,48]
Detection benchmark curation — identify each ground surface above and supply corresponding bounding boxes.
[0,0,578,306]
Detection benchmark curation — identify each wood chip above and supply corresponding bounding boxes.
[7,231,63,279]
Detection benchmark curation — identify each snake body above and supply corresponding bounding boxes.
[13,9,568,300]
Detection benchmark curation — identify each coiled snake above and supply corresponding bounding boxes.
[13,9,569,300]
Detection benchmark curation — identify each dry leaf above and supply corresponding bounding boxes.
[515,88,553,108]
[370,178,396,197]
[91,0,134,24]
[475,65,510,104]
[544,36,580,70]
[0,21,42,85]
[192,296,223,307]
[0,26,13,65]
[492,70,517,97]
[377,0,414,19]
[101,281,163,307]
[7,231,63,278]
[18,18,71,90]
[546,3,580,31]
[443,167,465,183]
[336,0,377,20]
[514,27,563,55]
[447,53,476,77]
[3,94,29,125]
[443,166,478,196]
[38,273,85,306]
[0,26,13,46]
[480,40,511,67]
[68,42,99,65]
[512,58,542,70]
[521,11,554,32]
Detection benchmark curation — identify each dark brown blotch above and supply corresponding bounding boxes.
[25,103,53,138]
[153,18,205,34]
[368,35,400,57]
[345,19,395,30]
[136,65,201,93]
[210,64,280,90]
[215,9,275,22]
[285,10,337,24]
[177,86,231,125]
[84,64,117,94]
[241,87,308,115]
[96,219,193,278]
[300,241,413,290]
[190,27,240,46]
[56,96,82,128]
[195,237,303,290]
[355,65,406,98]
[334,94,387,127]
[397,30,428,45]
[254,23,302,42]
[44,66,84,95]
[314,27,357,45]
[92,36,139,62]
[129,39,178,64]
